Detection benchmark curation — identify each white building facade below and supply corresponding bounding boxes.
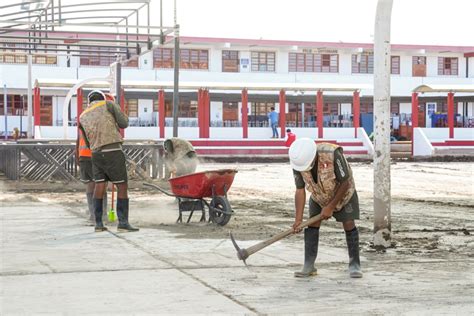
[1,36,473,141]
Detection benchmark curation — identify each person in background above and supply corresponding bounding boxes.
[268,107,279,138]
[289,138,362,279]
[285,128,296,147]
[164,137,198,178]
[12,127,20,141]
[79,90,138,233]
[76,126,107,224]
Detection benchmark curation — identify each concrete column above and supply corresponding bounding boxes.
[373,0,393,248]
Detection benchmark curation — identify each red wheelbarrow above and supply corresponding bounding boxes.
[143,169,237,226]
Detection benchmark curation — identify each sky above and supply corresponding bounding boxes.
[154,0,474,46]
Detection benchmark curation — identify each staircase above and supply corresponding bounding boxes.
[191,139,371,158]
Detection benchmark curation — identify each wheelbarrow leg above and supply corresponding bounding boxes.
[199,200,206,222]
[187,208,195,223]
[176,198,183,223]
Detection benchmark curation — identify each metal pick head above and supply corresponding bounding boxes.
[229,232,248,266]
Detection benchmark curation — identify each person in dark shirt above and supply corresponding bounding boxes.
[289,138,362,278]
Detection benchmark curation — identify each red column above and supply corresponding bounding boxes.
[33,86,41,126]
[353,90,360,138]
[158,89,165,138]
[119,88,125,137]
[411,92,419,130]
[279,89,286,139]
[198,89,203,138]
[316,90,324,139]
[447,92,454,139]
[76,88,83,126]
[241,89,248,138]
[411,92,419,155]
[203,89,210,138]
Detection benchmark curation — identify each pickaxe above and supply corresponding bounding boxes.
[230,214,322,265]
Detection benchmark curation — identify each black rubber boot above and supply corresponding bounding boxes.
[94,198,107,232]
[102,191,108,223]
[117,198,139,232]
[86,193,94,222]
[294,227,319,278]
[346,227,363,278]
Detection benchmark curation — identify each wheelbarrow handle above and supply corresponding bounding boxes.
[142,182,176,197]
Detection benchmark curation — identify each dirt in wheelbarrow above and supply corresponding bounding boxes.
[1,161,472,261]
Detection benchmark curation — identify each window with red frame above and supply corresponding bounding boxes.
[180,49,208,69]
[80,47,137,67]
[438,57,458,75]
[251,51,275,72]
[222,50,239,72]
[289,53,338,73]
[351,54,374,73]
[412,56,426,77]
[391,56,400,74]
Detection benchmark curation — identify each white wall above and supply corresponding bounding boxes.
[125,126,159,140]
[340,103,352,114]
[400,102,412,114]
[138,99,153,123]
[209,128,242,139]
[324,127,356,139]
[164,127,199,139]
[210,101,223,123]
[0,116,32,135]
[413,128,434,157]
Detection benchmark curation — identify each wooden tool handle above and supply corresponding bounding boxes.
[245,214,323,257]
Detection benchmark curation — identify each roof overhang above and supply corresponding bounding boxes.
[35,79,371,93]
[413,84,474,93]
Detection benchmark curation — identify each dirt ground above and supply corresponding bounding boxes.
[2,161,473,261]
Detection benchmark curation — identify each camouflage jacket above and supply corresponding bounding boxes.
[79,100,128,152]
[300,143,355,211]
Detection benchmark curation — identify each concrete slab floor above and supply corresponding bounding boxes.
[1,197,473,315]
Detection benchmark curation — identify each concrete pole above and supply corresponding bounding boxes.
[373,0,393,248]
[27,54,33,138]
[172,0,180,137]
[3,85,7,140]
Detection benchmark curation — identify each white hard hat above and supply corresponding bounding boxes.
[87,90,106,103]
[289,138,317,171]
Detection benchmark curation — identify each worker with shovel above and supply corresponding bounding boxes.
[79,90,138,233]
[289,138,362,278]
[163,137,198,178]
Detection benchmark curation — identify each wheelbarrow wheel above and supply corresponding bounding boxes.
[209,196,232,226]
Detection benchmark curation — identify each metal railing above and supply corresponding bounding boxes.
[0,141,164,182]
